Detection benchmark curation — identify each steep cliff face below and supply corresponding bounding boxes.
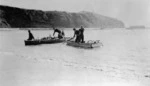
[0,5,124,28]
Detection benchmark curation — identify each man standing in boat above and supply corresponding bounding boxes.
[27,30,34,40]
[79,25,85,43]
[53,27,64,39]
[72,28,81,43]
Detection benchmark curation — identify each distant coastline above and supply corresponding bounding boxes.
[126,26,146,29]
[0,5,124,29]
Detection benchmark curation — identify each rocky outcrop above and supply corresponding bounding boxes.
[0,5,125,28]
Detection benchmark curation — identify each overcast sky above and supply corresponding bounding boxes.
[1,0,150,27]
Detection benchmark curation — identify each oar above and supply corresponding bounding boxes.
[67,37,74,41]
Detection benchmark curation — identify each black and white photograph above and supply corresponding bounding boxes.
[0,0,150,86]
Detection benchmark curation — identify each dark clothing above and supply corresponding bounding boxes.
[58,33,63,39]
[79,27,84,43]
[28,32,34,40]
[73,30,80,43]
[54,29,61,34]
[53,29,63,39]
[79,34,84,43]
[75,30,80,36]
[79,27,84,34]
[75,35,80,42]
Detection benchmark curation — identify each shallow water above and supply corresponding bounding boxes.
[0,28,150,86]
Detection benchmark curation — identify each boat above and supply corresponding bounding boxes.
[24,37,70,46]
[66,40,103,48]
[24,39,41,45]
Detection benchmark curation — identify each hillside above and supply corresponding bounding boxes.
[0,5,124,28]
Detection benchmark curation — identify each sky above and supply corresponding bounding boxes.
[1,0,150,27]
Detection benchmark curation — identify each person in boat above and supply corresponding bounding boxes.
[27,30,34,40]
[79,26,85,43]
[53,27,64,39]
[73,28,81,43]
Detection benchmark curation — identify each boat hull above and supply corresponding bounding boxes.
[24,40,40,45]
[67,41,102,48]
[24,38,67,46]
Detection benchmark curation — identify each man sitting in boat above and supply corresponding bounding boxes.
[72,28,81,43]
[79,26,85,43]
[53,27,64,39]
[27,30,34,40]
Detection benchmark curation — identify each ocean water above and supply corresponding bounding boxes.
[0,28,150,86]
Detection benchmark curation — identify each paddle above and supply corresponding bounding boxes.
[67,37,74,41]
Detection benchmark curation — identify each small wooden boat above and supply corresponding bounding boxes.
[24,37,70,46]
[24,39,41,45]
[67,40,103,48]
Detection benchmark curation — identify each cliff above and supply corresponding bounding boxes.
[0,5,125,28]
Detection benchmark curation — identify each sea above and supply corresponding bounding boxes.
[0,28,150,86]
